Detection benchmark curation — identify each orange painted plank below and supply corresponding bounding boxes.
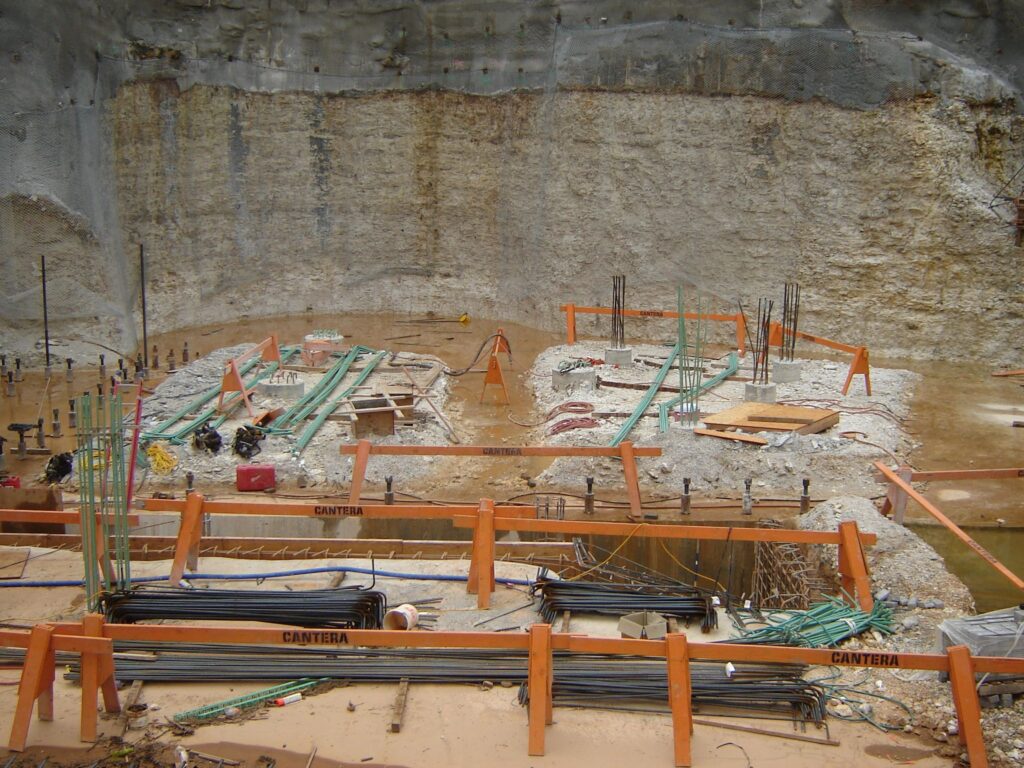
[138,498,533,519]
[338,444,662,457]
[909,468,1024,481]
[694,428,768,446]
[875,461,1024,591]
[0,510,141,525]
[451,516,876,545]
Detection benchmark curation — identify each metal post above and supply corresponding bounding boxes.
[800,478,811,514]
[584,476,594,515]
[681,477,691,515]
[40,255,51,376]
[384,476,394,505]
[742,478,753,516]
[139,243,148,369]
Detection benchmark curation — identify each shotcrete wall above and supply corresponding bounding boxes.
[1,1,1022,363]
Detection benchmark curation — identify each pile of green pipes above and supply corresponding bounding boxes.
[730,596,893,648]
[141,345,300,443]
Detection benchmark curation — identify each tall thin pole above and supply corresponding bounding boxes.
[139,243,148,368]
[40,254,50,369]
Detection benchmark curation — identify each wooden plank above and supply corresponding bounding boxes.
[0,548,29,579]
[692,718,839,746]
[702,402,839,435]
[694,428,768,446]
[117,680,144,736]
[390,678,410,733]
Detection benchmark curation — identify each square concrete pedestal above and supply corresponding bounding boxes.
[605,347,633,366]
[772,360,803,384]
[551,367,597,392]
[745,382,777,403]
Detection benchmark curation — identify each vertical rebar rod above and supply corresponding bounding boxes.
[40,255,50,370]
[610,275,626,348]
[140,243,149,369]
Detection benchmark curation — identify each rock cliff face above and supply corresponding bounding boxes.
[1,1,1022,361]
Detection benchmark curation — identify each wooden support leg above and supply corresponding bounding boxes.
[768,321,783,349]
[735,313,746,356]
[619,440,643,517]
[9,625,56,752]
[948,645,988,768]
[566,304,576,345]
[842,347,871,396]
[170,492,204,587]
[837,521,873,611]
[527,624,552,756]
[667,633,693,767]
[348,439,372,505]
[81,614,119,745]
[880,465,913,524]
[468,499,495,608]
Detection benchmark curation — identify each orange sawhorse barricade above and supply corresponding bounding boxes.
[767,322,870,396]
[560,304,747,354]
[7,615,1024,766]
[875,462,1024,592]
[216,335,282,417]
[339,439,660,516]
[137,494,536,587]
[455,511,876,611]
[480,328,512,403]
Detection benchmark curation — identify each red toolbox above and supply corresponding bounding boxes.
[236,464,276,492]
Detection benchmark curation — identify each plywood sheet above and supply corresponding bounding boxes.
[0,547,29,579]
[702,403,839,435]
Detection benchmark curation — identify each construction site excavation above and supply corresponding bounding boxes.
[2,3,1024,768]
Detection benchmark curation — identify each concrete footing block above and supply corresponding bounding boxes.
[551,367,597,392]
[745,383,777,403]
[257,381,306,399]
[604,347,633,366]
[772,360,803,383]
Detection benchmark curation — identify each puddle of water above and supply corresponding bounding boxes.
[909,524,1024,613]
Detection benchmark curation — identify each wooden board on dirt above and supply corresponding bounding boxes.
[0,547,29,579]
[702,403,839,435]
[694,428,769,446]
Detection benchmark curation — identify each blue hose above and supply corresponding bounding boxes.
[0,565,534,589]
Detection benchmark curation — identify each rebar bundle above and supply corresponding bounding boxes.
[519,657,827,723]
[532,578,717,632]
[58,643,825,723]
[77,392,132,611]
[610,274,626,348]
[750,298,774,385]
[731,596,893,648]
[676,286,707,427]
[100,586,386,629]
[780,282,801,361]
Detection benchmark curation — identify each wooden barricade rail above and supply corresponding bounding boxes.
[138,494,535,587]
[6,615,1024,766]
[216,335,281,417]
[338,439,660,516]
[875,461,1024,592]
[453,512,876,612]
[560,303,747,354]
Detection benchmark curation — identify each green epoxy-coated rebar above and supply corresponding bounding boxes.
[609,339,682,447]
[658,352,739,432]
[174,677,330,721]
[292,350,386,454]
[273,346,374,432]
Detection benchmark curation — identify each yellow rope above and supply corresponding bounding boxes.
[144,443,178,475]
[657,538,726,593]
[568,523,644,581]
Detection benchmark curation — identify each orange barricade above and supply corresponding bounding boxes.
[216,335,282,417]
[561,304,747,354]
[5,614,1023,766]
[338,439,660,516]
[767,322,870,396]
[480,328,512,404]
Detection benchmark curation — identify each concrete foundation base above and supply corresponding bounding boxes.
[552,367,597,392]
[772,360,803,384]
[745,382,777,403]
[257,381,306,399]
[605,347,634,366]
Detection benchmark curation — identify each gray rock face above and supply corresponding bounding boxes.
[1,2,1022,361]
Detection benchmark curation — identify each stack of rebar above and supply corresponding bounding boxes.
[532,578,717,632]
[611,275,626,349]
[780,282,801,361]
[58,643,825,724]
[100,586,386,629]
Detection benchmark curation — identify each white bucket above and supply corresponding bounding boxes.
[383,603,419,630]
